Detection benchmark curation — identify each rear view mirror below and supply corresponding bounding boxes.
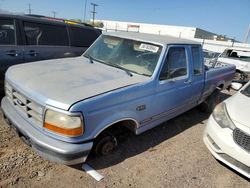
[231,82,243,91]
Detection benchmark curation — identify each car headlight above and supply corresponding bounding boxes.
[44,109,84,137]
[212,103,235,130]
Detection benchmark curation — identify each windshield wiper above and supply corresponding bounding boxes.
[108,62,133,77]
[88,55,94,64]
[84,54,94,64]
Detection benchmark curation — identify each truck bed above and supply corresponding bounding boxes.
[202,62,236,101]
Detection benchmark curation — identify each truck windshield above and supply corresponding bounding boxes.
[83,35,162,76]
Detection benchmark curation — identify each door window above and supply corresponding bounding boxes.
[24,22,69,46]
[160,47,187,80]
[70,26,98,47]
[191,47,202,75]
[0,19,15,45]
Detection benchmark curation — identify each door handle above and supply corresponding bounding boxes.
[6,50,19,57]
[26,50,38,57]
[184,80,192,84]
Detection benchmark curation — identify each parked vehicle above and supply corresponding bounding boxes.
[0,14,101,94]
[1,32,235,165]
[203,81,250,179]
[203,49,220,65]
[218,47,250,82]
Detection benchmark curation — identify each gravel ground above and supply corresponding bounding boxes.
[0,90,249,188]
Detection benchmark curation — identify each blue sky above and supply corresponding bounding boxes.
[0,0,249,42]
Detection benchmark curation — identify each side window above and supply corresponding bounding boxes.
[0,19,15,45]
[70,26,98,47]
[24,22,69,46]
[160,47,187,80]
[192,47,202,75]
[220,50,232,58]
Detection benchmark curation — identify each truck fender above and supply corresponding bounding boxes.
[92,113,139,139]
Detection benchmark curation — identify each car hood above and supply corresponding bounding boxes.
[226,92,250,128]
[218,57,250,72]
[6,56,149,110]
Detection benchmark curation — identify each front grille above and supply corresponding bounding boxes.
[5,81,44,126]
[233,128,250,152]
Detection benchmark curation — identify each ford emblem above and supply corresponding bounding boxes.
[16,99,24,106]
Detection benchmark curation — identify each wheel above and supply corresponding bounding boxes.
[198,89,221,113]
[93,133,118,156]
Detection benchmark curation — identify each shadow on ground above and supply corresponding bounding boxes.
[70,91,232,170]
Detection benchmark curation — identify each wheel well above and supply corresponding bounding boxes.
[236,69,243,73]
[217,84,224,90]
[96,119,137,138]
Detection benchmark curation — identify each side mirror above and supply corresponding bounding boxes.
[231,82,243,91]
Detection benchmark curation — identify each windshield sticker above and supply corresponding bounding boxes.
[139,43,159,53]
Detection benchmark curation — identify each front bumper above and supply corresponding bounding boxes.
[203,115,250,179]
[1,97,93,165]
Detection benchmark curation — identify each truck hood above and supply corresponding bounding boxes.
[226,92,250,129]
[6,56,149,110]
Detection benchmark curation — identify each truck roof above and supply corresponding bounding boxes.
[104,31,200,46]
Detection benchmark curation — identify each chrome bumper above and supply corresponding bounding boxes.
[1,97,93,165]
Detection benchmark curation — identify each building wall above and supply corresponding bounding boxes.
[96,19,250,52]
[194,38,250,53]
[98,20,197,38]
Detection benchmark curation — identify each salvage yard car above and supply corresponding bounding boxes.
[218,47,250,82]
[1,32,235,165]
[203,81,250,179]
[0,14,101,94]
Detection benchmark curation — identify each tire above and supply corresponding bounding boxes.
[198,89,221,113]
[93,132,118,156]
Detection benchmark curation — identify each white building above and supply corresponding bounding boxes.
[97,20,232,41]
[96,20,250,53]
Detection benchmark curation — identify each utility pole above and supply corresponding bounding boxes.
[244,24,250,44]
[91,3,98,25]
[28,3,32,14]
[52,11,56,18]
[83,0,88,21]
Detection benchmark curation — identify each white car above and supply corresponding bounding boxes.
[203,82,250,178]
[218,47,250,81]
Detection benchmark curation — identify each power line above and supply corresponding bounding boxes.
[91,3,98,25]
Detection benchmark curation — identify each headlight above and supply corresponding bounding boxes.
[212,103,235,130]
[44,109,84,137]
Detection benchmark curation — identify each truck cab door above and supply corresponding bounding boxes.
[0,18,24,94]
[189,45,205,103]
[152,45,195,121]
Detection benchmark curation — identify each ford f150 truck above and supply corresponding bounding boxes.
[1,32,236,165]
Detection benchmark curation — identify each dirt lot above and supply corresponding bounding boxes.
[0,90,249,188]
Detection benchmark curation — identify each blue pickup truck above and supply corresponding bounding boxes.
[1,32,235,165]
